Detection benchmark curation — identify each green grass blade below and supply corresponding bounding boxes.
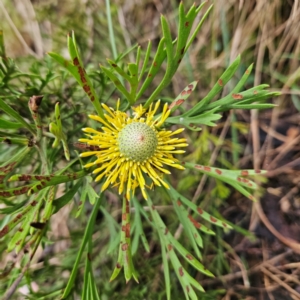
[0,30,6,57]
[105,0,117,60]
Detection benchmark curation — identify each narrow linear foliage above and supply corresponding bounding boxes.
[0,3,277,300]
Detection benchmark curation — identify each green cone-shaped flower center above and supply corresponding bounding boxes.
[118,122,158,162]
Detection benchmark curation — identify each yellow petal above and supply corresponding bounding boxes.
[78,100,187,199]
[84,162,95,168]
[80,151,99,157]
[171,163,185,170]
[82,128,101,134]
[158,177,170,189]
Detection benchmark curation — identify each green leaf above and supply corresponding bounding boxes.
[0,146,32,180]
[47,52,79,81]
[184,55,241,116]
[185,271,206,293]
[107,59,131,82]
[0,199,27,214]
[138,40,152,82]
[206,85,278,112]
[231,63,253,93]
[0,98,35,135]
[86,182,98,205]
[230,103,275,110]
[110,196,138,283]
[7,216,31,252]
[7,190,46,253]
[49,32,104,117]
[0,30,5,57]
[50,102,70,160]
[183,162,267,201]
[173,199,203,256]
[137,38,166,102]
[76,186,87,218]
[100,206,120,254]
[169,81,198,113]
[131,197,150,254]
[161,15,174,63]
[168,185,231,230]
[100,65,134,104]
[49,122,60,140]
[61,194,102,299]
[0,136,29,146]
[161,235,171,300]
[185,3,213,51]
[0,118,24,129]
[53,179,83,213]
[167,107,222,128]
[148,196,208,299]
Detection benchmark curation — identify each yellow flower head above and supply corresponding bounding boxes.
[79,100,188,200]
